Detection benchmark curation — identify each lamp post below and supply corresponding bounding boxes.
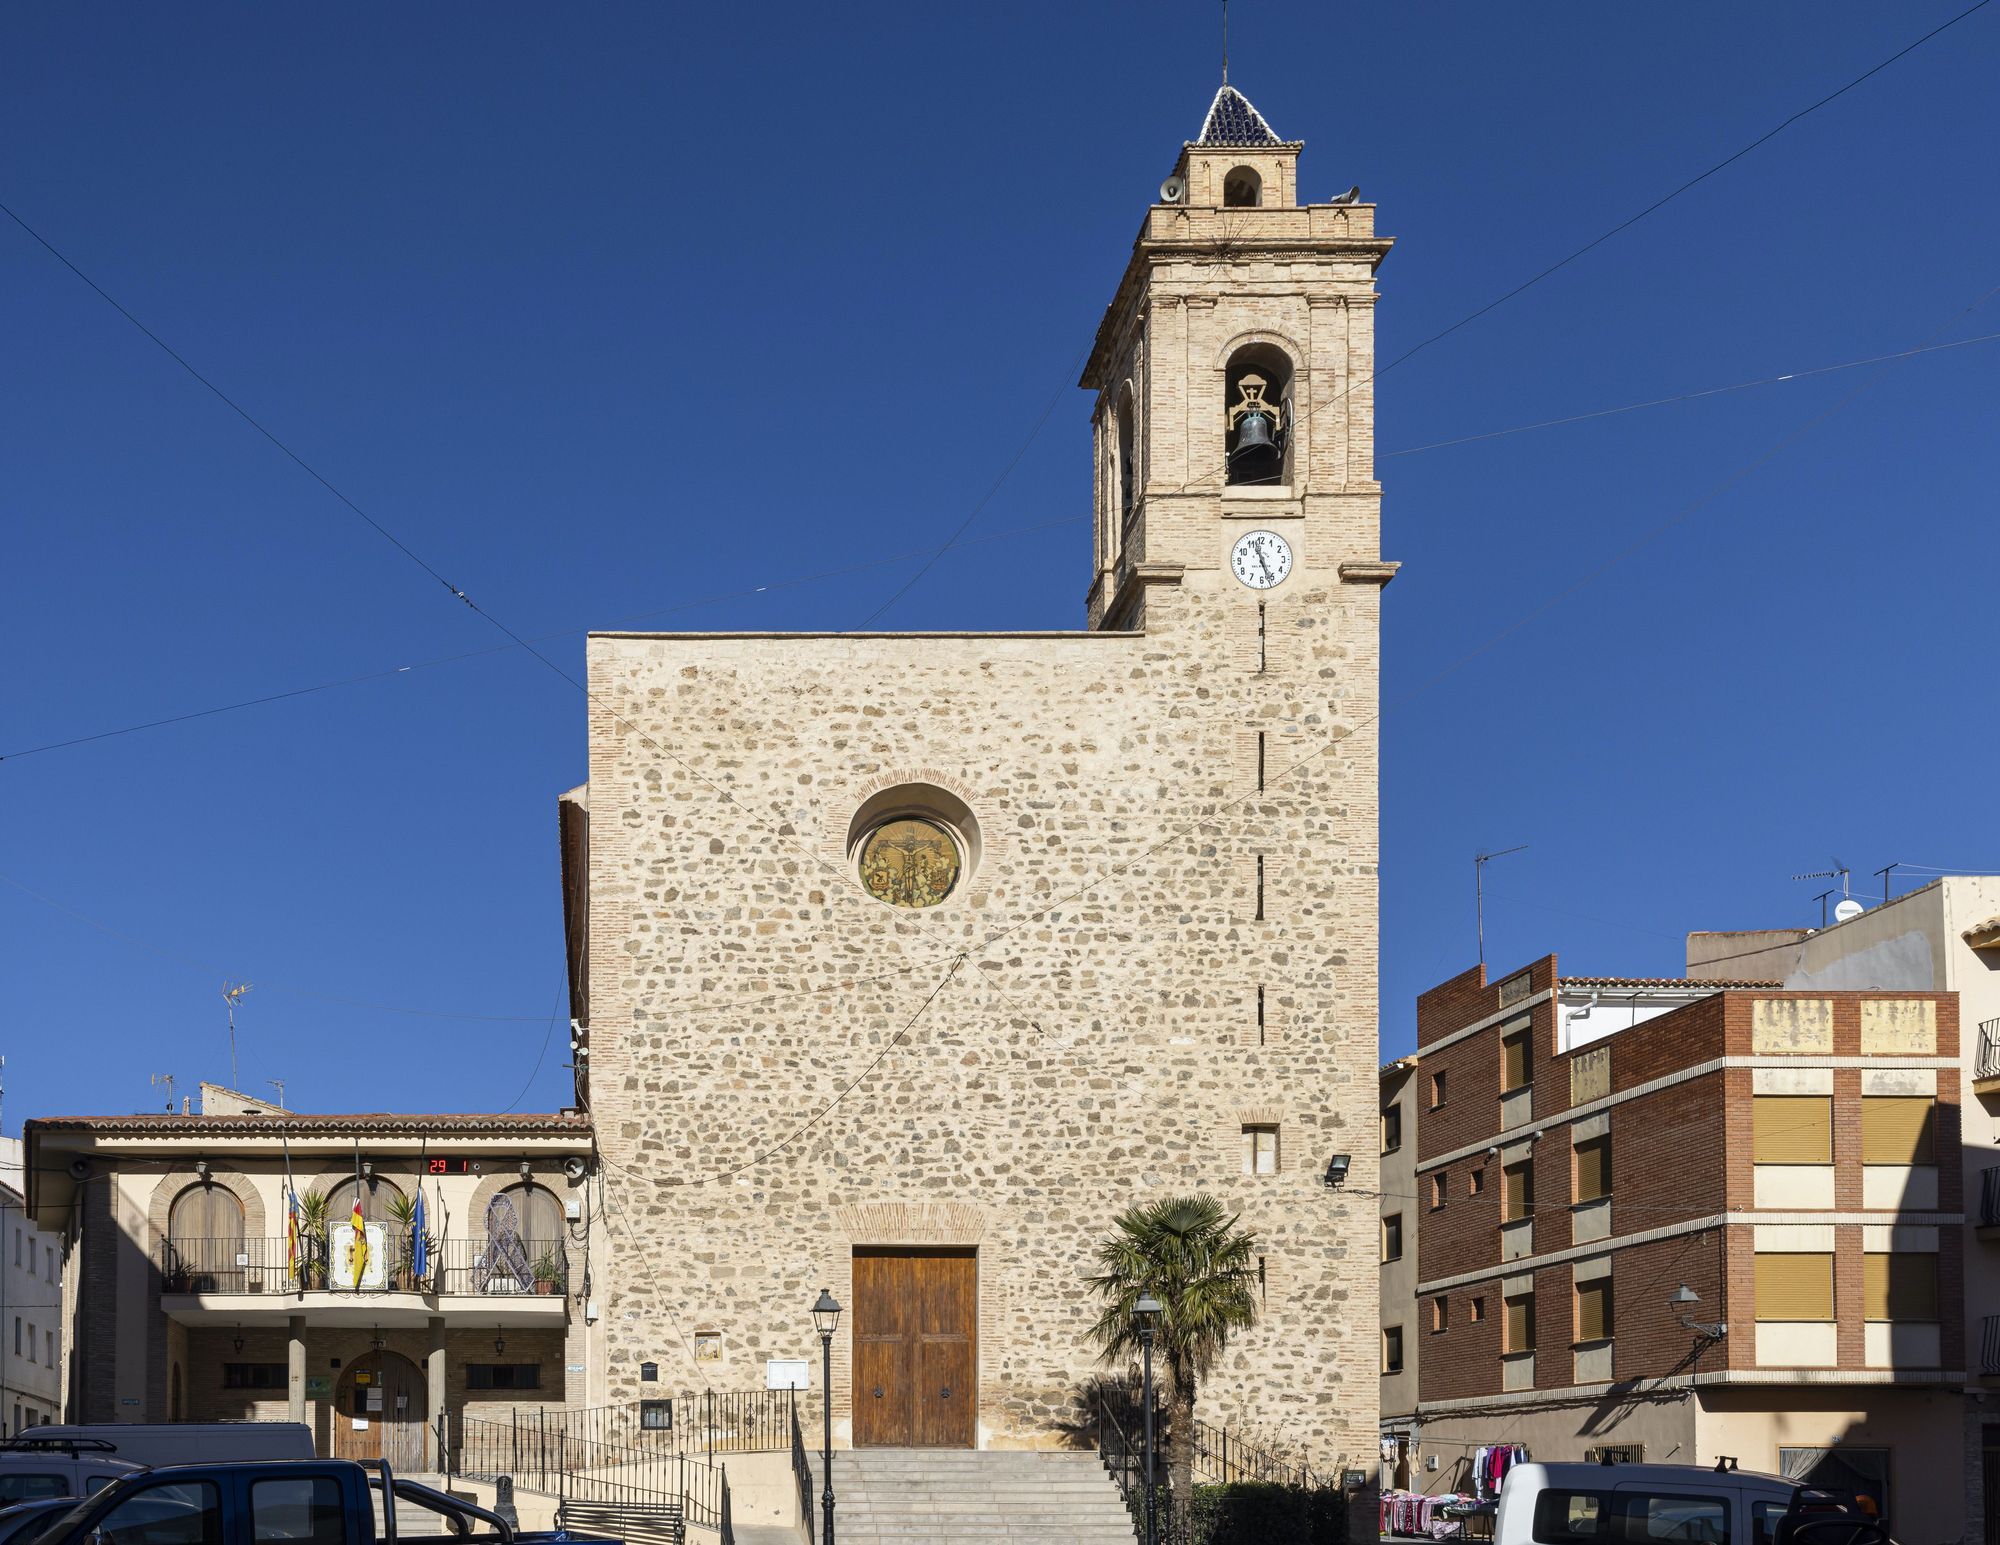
[1134,1294,1162,1545]
[812,1288,842,1545]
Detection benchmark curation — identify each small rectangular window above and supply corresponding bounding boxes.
[1500,1028,1532,1092]
[1573,1136,1611,1203]
[1863,1252,1939,1321]
[224,1364,288,1390]
[24,1325,34,1365]
[1503,1160,1534,1223]
[1753,1096,1833,1164]
[639,1399,672,1430]
[1429,1071,1448,1109]
[1382,1214,1403,1262]
[1755,1252,1834,1322]
[1860,1096,1935,1164]
[1576,1279,1613,1342]
[1431,1295,1449,1333]
[251,1475,345,1545]
[1381,1103,1402,1154]
[1382,1325,1404,1374]
[44,1333,52,1368]
[1469,1167,1486,1197]
[1429,1173,1447,1210]
[1242,1125,1279,1175]
[467,1364,542,1391]
[12,1320,19,1355]
[1505,1291,1536,1353]
[1469,1296,1485,1323]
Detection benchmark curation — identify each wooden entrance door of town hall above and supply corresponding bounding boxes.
[852,1248,976,1448]
[332,1351,428,1469]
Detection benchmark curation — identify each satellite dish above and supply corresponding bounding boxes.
[1159,176,1187,205]
[1834,898,1866,924]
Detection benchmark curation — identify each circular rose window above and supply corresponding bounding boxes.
[857,817,962,909]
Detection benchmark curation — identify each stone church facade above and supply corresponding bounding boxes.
[563,83,1393,1469]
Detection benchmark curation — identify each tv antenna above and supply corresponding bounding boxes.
[1791,861,1852,927]
[1474,845,1530,967]
[222,981,253,1092]
[151,1072,177,1113]
[266,1078,287,1110]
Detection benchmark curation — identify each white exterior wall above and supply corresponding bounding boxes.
[0,1139,64,1431]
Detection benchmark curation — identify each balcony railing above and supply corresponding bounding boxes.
[1984,1315,2000,1376]
[1983,1168,2000,1229]
[1979,1019,2000,1081]
[157,1235,571,1297]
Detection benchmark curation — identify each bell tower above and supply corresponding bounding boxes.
[1081,83,1395,629]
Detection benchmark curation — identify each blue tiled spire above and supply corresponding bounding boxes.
[1196,84,1281,147]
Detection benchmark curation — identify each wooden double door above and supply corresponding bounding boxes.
[852,1248,976,1448]
[333,1351,428,1469]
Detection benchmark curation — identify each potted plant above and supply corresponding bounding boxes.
[532,1247,562,1296]
[296,1187,331,1289]
[385,1192,425,1291]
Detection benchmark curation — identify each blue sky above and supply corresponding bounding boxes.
[3,3,1996,1119]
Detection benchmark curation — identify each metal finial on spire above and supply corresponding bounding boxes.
[1222,0,1230,85]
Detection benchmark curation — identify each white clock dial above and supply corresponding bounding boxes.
[1230,529,1294,590]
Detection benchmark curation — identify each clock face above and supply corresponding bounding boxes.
[1230,529,1294,590]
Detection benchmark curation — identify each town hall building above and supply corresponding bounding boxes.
[563,81,1395,1469]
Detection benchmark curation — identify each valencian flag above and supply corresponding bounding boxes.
[349,1193,369,1289]
[286,1188,302,1286]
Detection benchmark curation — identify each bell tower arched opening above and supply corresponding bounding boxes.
[1223,166,1262,207]
[1115,383,1137,524]
[1224,343,1292,487]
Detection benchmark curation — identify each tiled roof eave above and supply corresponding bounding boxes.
[29,1112,592,1137]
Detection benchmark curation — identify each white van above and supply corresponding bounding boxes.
[1495,1462,1879,1545]
[0,1440,142,1505]
[13,1424,313,1469]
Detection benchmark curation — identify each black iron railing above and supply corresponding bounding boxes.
[1191,1414,1320,1489]
[1980,1019,2000,1081]
[1982,1167,2000,1229]
[1984,1315,2000,1376]
[156,1235,569,1297]
[1094,1385,1163,1544]
[718,1465,734,1545]
[790,1393,817,1544]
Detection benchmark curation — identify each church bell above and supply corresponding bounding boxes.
[1227,372,1286,484]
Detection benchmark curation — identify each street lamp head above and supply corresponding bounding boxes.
[1670,1284,1700,1307]
[812,1287,843,1338]
[1132,1294,1163,1339]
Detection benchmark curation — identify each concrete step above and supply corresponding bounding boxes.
[804,1449,1135,1545]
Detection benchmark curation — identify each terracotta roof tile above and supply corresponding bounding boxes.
[28,1111,591,1137]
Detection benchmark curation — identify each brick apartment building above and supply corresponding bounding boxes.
[1380,955,1966,1543]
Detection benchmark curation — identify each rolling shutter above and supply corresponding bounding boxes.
[1501,1030,1532,1092]
[1574,1137,1612,1202]
[1755,1252,1833,1321]
[1576,1279,1613,1342]
[1863,1252,1938,1320]
[1505,1292,1536,1353]
[1860,1097,1935,1164]
[1504,1161,1534,1222]
[1752,1096,1832,1163]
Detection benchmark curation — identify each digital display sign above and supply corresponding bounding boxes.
[425,1158,485,1175]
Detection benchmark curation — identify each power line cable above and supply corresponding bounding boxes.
[0,515,1086,766]
[971,278,2000,957]
[491,972,572,1115]
[1169,0,1995,497]
[1381,330,2000,459]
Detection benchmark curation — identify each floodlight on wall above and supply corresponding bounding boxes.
[1323,1153,1352,1188]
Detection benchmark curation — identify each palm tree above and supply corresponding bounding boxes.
[1086,1195,1260,1543]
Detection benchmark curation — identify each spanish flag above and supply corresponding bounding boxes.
[349,1194,369,1288]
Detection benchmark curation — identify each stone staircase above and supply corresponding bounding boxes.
[805,1448,1136,1544]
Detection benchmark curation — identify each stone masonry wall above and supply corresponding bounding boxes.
[585,561,1382,1469]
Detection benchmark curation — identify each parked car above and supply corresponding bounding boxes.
[13,1426,312,1469]
[0,1497,89,1545]
[0,1441,144,1506]
[23,1459,608,1545]
[1496,1463,1883,1545]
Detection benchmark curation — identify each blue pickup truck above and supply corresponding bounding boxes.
[0,1459,612,1545]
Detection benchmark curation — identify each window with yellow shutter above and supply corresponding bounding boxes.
[1863,1252,1938,1321]
[1752,1096,1832,1164]
[1860,1097,1935,1165]
[1505,1291,1536,1353]
[1754,1252,1834,1321]
[1501,1028,1532,1092]
[1575,1279,1613,1343]
[1503,1160,1535,1222]
[1574,1136,1612,1202]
